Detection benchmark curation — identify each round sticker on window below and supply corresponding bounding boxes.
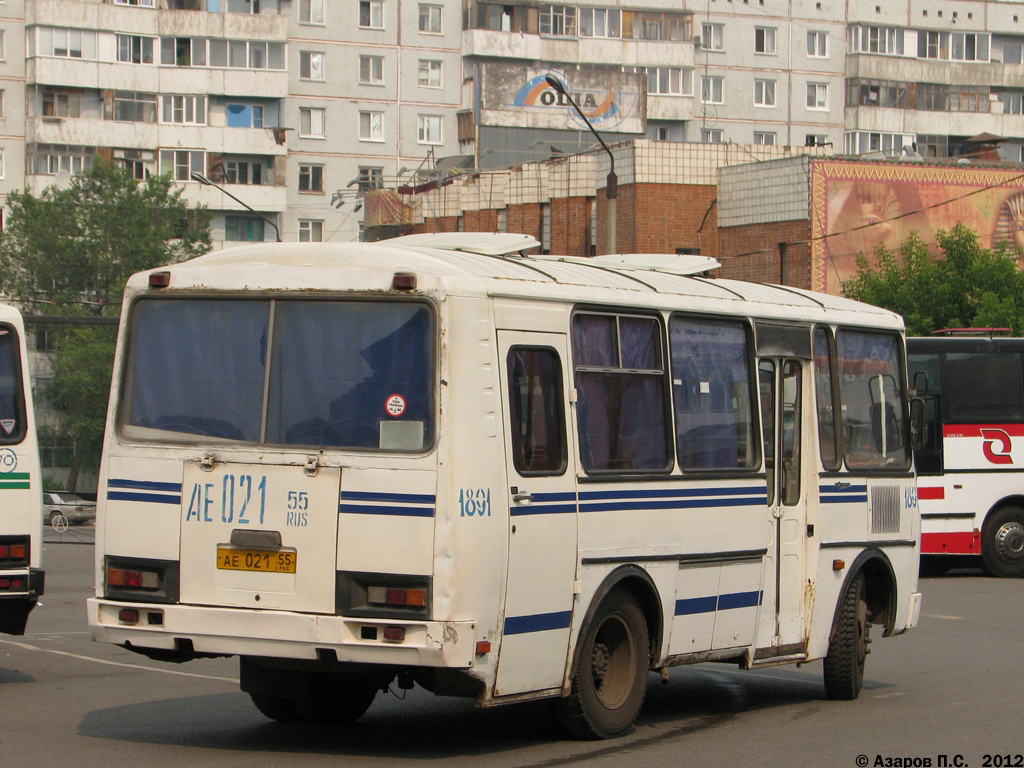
[385,394,407,418]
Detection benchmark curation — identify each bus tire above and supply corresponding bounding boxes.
[823,574,869,700]
[249,693,301,723]
[293,673,378,725]
[981,506,1024,578]
[555,588,649,740]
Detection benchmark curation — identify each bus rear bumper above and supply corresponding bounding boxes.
[87,598,478,669]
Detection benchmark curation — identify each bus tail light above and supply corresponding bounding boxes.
[104,556,179,604]
[382,627,405,643]
[336,572,431,619]
[118,609,140,624]
[0,576,27,591]
[0,538,30,567]
[107,566,160,590]
[367,586,427,609]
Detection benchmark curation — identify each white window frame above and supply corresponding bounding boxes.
[359,110,384,142]
[117,34,155,65]
[160,94,207,126]
[299,220,324,242]
[114,0,157,6]
[360,55,384,85]
[648,67,692,96]
[299,106,326,138]
[753,131,776,146]
[540,5,577,37]
[701,128,723,143]
[299,0,325,25]
[755,27,776,55]
[418,3,442,33]
[807,30,828,58]
[807,82,829,110]
[0,148,5,180]
[701,23,723,52]
[298,164,324,193]
[417,114,442,144]
[417,59,442,88]
[701,75,724,104]
[160,148,205,181]
[359,0,384,29]
[578,8,620,38]
[754,79,776,107]
[300,51,325,80]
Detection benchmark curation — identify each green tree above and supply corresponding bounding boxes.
[842,222,1024,336]
[0,162,212,488]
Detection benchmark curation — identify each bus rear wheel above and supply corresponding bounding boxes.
[249,693,301,723]
[823,574,869,700]
[555,588,649,740]
[981,506,1024,578]
[293,673,378,725]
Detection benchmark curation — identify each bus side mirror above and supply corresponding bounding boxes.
[910,398,928,451]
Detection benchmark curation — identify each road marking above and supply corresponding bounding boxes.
[0,638,238,683]
[924,614,963,620]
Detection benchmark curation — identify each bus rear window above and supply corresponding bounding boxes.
[121,299,434,451]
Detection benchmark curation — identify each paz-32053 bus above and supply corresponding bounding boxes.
[87,234,921,739]
[0,303,44,636]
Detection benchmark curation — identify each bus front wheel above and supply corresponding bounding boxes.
[555,588,649,740]
[823,574,869,700]
[981,506,1024,578]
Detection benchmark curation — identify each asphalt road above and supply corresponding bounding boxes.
[3,541,1022,768]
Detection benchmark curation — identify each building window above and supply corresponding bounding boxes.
[918,31,990,62]
[357,166,384,192]
[807,82,828,109]
[160,95,206,125]
[299,106,325,137]
[226,103,266,128]
[540,5,577,37]
[848,25,904,56]
[754,79,776,106]
[114,0,158,5]
[42,90,82,118]
[647,67,692,96]
[36,28,98,59]
[807,30,828,57]
[300,51,325,80]
[160,149,205,181]
[418,3,442,33]
[648,122,683,142]
[632,12,690,41]
[701,129,723,143]
[32,145,96,175]
[417,114,442,144]
[701,76,724,104]
[118,149,151,180]
[579,8,620,38]
[161,37,206,67]
[701,22,723,51]
[1000,92,1024,115]
[359,111,384,141]
[806,134,828,147]
[916,134,949,158]
[117,34,155,64]
[225,216,264,242]
[0,90,4,119]
[360,0,384,29]
[299,0,324,24]
[755,27,776,54]
[1004,43,1023,65]
[299,220,324,242]
[754,131,776,145]
[112,91,158,123]
[0,148,4,180]
[360,55,384,85]
[847,79,907,108]
[204,40,284,70]
[298,164,324,193]
[225,159,263,185]
[417,59,442,87]
[844,131,913,157]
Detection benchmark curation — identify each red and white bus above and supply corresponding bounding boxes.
[907,333,1024,576]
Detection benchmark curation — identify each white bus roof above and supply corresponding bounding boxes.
[135,236,903,329]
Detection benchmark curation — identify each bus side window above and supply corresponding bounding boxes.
[506,347,567,475]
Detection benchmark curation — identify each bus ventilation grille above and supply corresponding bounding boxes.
[870,486,901,534]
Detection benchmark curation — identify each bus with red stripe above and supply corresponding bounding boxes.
[907,335,1024,576]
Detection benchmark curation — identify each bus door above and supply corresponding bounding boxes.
[494,331,578,696]
[755,332,811,658]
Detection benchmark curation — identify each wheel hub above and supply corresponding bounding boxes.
[994,521,1024,563]
[591,641,610,688]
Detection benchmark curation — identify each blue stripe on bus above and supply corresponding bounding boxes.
[510,503,577,516]
[820,494,869,504]
[341,491,436,504]
[338,503,435,518]
[108,479,182,492]
[581,496,768,513]
[530,491,578,502]
[818,484,867,494]
[504,610,573,635]
[675,590,763,616]
[107,490,182,505]
[580,486,766,501]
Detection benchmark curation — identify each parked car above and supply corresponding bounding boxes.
[42,492,96,526]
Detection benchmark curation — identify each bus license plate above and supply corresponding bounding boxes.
[216,548,296,574]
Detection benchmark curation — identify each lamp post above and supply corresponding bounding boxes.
[190,171,282,243]
[543,74,617,254]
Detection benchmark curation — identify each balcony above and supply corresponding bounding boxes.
[184,180,287,213]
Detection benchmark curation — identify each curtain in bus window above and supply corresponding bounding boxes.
[507,347,565,474]
[265,302,432,450]
[0,329,20,441]
[125,300,268,441]
[944,352,1024,421]
[669,316,755,469]
[572,313,669,472]
[813,328,840,469]
[836,330,909,469]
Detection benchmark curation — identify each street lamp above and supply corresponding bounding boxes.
[544,74,617,254]
[190,171,282,243]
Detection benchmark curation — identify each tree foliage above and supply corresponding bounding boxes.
[841,223,1024,336]
[0,163,212,487]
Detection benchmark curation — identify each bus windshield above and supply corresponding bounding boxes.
[120,298,434,451]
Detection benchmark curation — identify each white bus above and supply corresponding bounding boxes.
[908,333,1024,577]
[87,234,921,738]
[0,303,44,636]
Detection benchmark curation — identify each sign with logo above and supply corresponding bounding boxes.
[942,424,1024,469]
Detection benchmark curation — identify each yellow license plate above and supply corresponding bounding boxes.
[216,547,296,573]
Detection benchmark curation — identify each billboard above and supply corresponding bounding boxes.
[810,161,1024,294]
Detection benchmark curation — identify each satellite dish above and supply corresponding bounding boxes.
[54,169,72,190]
